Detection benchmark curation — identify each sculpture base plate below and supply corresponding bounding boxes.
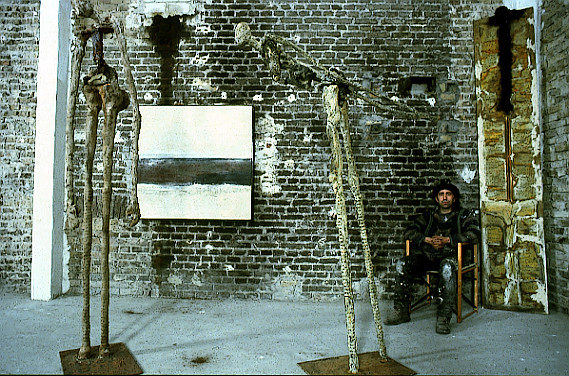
[298,352,416,375]
[59,342,142,375]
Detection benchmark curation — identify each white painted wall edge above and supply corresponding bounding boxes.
[31,0,71,301]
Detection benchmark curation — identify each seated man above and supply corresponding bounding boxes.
[385,181,481,334]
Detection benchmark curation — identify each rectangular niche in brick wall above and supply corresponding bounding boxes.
[398,76,436,97]
[137,106,253,220]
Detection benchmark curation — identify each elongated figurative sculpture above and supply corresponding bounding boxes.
[67,0,141,360]
[236,22,419,373]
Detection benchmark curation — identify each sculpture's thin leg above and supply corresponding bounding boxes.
[78,84,102,360]
[323,85,359,373]
[65,34,88,230]
[99,96,114,357]
[98,74,129,358]
[111,16,141,227]
[338,98,387,360]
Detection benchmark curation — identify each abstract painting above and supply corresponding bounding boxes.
[137,105,253,220]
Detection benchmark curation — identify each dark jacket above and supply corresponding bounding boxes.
[404,207,481,259]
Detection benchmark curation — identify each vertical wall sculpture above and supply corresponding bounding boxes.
[474,6,548,313]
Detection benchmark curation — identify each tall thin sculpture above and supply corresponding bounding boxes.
[66,0,141,361]
[235,22,419,373]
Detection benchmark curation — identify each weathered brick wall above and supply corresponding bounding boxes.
[7,0,562,307]
[446,0,503,203]
[542,0,569,313]
[0,0,40,293]
[61,0,490,300]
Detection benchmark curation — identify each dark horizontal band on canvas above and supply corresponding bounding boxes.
[138,158,252,186]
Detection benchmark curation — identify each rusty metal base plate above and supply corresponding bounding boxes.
[298,352,416,375]
[59,342,143,375]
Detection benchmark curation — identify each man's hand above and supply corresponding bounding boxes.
[424,236,450,250]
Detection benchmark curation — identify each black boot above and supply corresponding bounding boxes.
[384,307,410,325]
[436,315,450,334]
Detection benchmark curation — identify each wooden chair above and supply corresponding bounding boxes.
[406,240,479,323]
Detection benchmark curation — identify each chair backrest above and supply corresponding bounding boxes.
[405,239,412,257]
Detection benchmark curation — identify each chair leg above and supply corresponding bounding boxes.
[457,243,463,323]
[457,243,479,323]
[409,272,436,313]
[426,273,431,303]
[474,244,479,311]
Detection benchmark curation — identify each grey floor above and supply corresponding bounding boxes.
[1,291,567,375]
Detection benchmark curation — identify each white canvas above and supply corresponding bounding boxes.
[137,105,253,220]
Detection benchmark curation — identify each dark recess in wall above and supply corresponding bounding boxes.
[148,15,184,105]
[398,76,436,96]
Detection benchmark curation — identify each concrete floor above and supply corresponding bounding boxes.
[1,291,567,375]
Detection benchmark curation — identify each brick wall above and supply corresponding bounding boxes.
[0,0,40,293]
[1,0,566,312]
[542,0,569,313]
[60,0,489,300]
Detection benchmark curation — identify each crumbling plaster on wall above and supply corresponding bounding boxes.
[459,165,477,184]
[526,20,544,204]
[477,132,548,311]
[264,270,386,302]
[474,6,548,312]
[268,265,304,301]
[125,0,208,31]
[519,23,548,311]
[255,113,284,196]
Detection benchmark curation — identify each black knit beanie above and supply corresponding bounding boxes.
[431,181,461,202]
